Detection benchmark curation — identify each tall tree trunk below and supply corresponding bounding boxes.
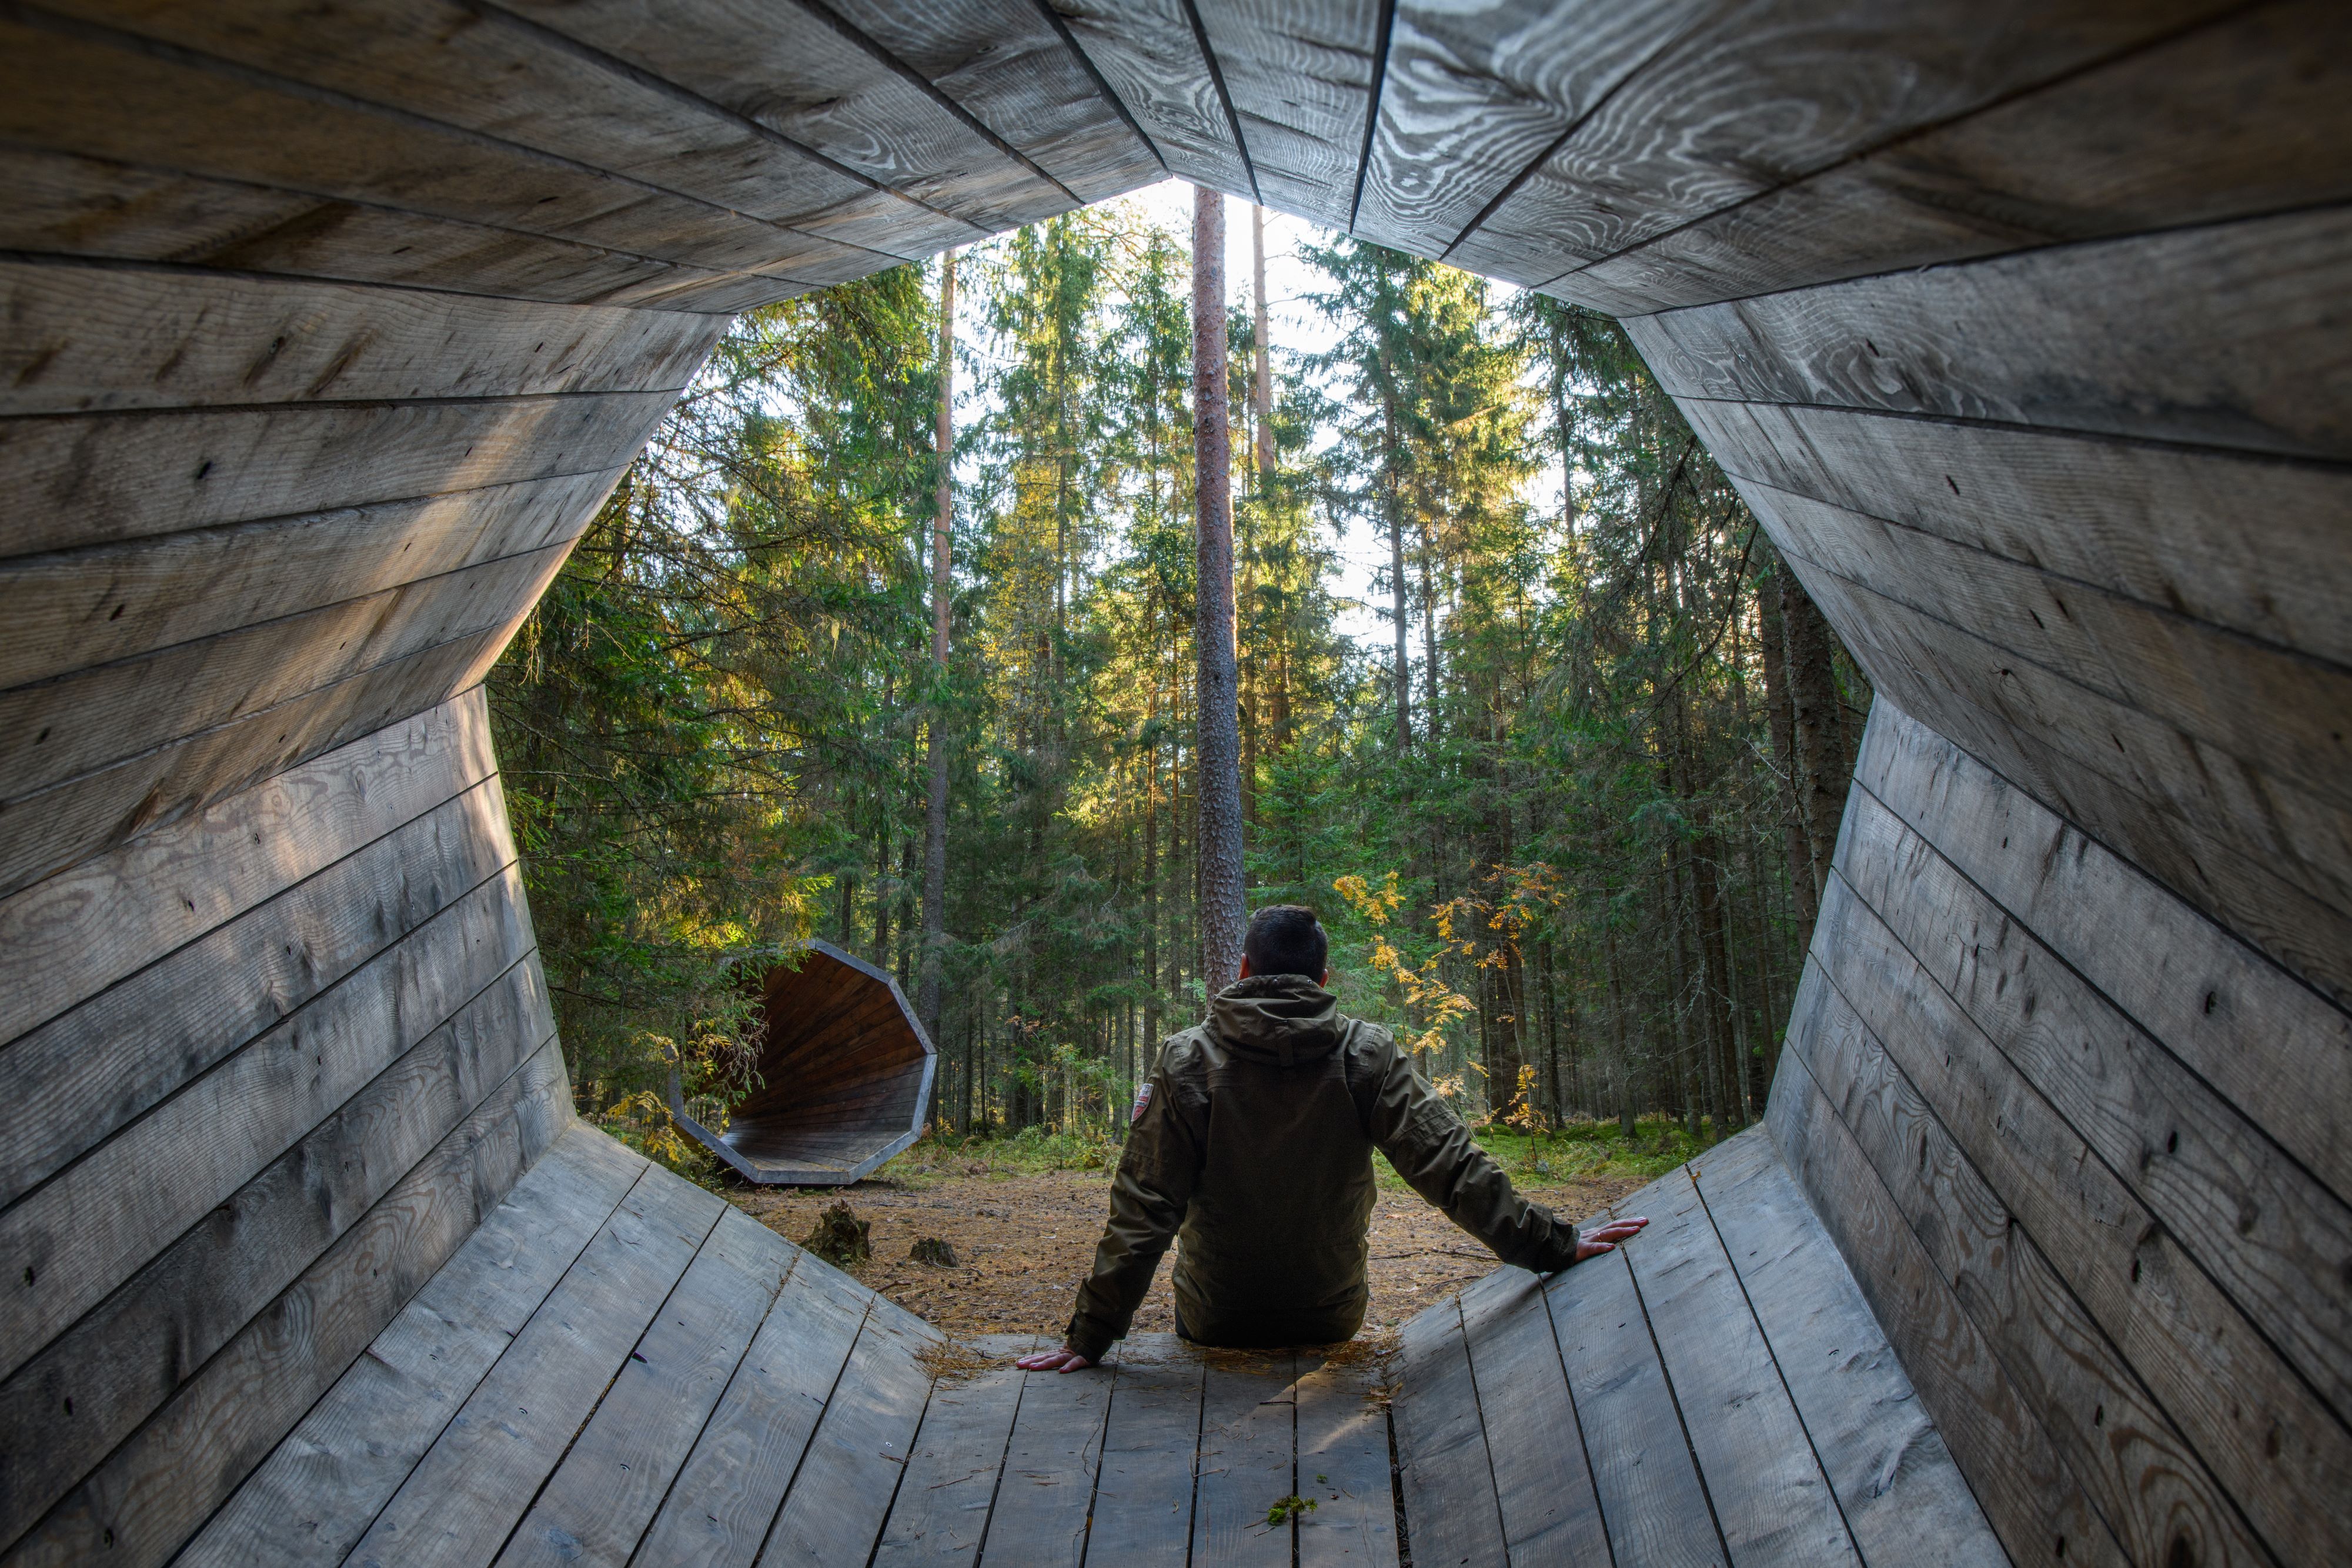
[1782,569,1848,908]
[919,250,956,1061]
[1192,186,1246,991]
[1240,206,1275,827]
[1756,565,1816,931]
[1384,389,1411,751]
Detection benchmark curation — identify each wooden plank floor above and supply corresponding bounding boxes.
[1395,1124,2009,1568]
[189,1121,1994,1567]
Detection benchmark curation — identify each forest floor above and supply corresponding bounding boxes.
[723,1121,1718,1352]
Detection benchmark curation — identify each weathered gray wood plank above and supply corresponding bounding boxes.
[1856,705,2352,1211]
[1825,818,2352,1563]
[178,1126,646,1568]
[1678,397,2352,673]
[1629,202,2352,462]
[1555,0,2352,312]
[756,1307,943,1566]
[628,1254,873,1568]
[834,0,1160,204]
[0,6,898,278]
[1392,1290,1506,1568]
[0,621,517,902]
[1453,0,2217,285]
[1355,0,1708,255]
[1292,1348,1396,1567]
[0,541,569,807]
[0,860,536,1383]
[1077,1336,1198,1567]
[0,143,806,311]
[6,1035,570,1568]
[0,467,618,692]
[345,1161,727,1568]
[1543,1239,1721,1567]
[0,689,491,1048]
[1050,0,1255,200]
[0,950,555,1549]
[497,1207,796,1568]
[1,387,678,558]
[870,1339,1034,1566]
[1623,1165,1859,1567]
[0,257,718,417]
[975,1347,1115,1566]
[1192,1,1382,230]
[1803,898,2283,1568]
[1690,1128,2005,1568]
[1191,1350,1295,1567]
[1458,1266,1608,1566]
[1749,479,2352,818]
[1766,1021,2127,1568]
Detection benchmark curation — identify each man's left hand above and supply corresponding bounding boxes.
[1015,1345,1095,1373]
[1573,1215,1649,1263]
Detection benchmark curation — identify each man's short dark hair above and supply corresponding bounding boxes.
[1244,905,1328,979]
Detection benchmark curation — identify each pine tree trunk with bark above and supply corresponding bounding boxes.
[1756,564,1817,932]
[918,250,956,1067]
[1782,569,1849,910]
[1191,186,1246,991]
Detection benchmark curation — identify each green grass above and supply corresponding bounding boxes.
[871,1113,1731,1191]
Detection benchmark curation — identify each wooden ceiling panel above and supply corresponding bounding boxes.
[1191,0,1385,231]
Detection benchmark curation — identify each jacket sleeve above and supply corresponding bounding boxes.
[1358,1031,1583,1275]
[1065,1044,1204,1360]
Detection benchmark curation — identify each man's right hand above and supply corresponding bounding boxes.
[1015,1345,1096,1373]
[1574,1215,1649,1263]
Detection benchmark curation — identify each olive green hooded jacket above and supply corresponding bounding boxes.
[1064,973,1582,1360]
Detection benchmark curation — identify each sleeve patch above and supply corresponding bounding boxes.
[1130,1082,1152,1121]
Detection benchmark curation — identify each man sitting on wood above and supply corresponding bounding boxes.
[1019,905,1646,1371]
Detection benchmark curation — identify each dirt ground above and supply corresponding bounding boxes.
[727,1165,1644,1352]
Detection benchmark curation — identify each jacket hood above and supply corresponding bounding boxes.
[1208,972,1344,1068]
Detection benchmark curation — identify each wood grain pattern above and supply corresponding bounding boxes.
[1453,0,2219,286]
[1556,0,2352,313]
[0,688,491,1051]
[1457,1267,1608,1566]
[754,1308,940,1567]
[1,387,678,557]
[1856,705,2352,1211]
[1074,1338,1198,1567]
[1191,1351,1294,1567]
[629,1258,874,1568]
[493,0,1059,238]
[1807,885,2288,1567]
[1542,1241,1722,1566]
[1292,1349,1396,1567]
[496,1207,794,1568]
[0,860,536,1383]
[1627,201,2352,461]
[0,622,516,901]
[1392,1288,1507,1568]
[1830,796,2352,1560]
[974,1344,1114,1564]
[0,467,619,692]
[1766,1022,2127,1568]
[176,1127,646,1568]
[868,1347,1033,1566]
[346,1162,726,1568]
[1678,397,2352,673]
[1623,1165,1860,1567]
[0,952,556,1550]
[1049,0,1255,199]
[834,0,1161,204]
[1191,0,1381,229]
[5,1034,570,1568]
[1356,0,1708,254]
[1691,1129,2006,1568]
[1746,479,2352,814]
[0,541,570,806]
[0,143,808,312]
[0,257,719,416]
[0,9,896,279]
